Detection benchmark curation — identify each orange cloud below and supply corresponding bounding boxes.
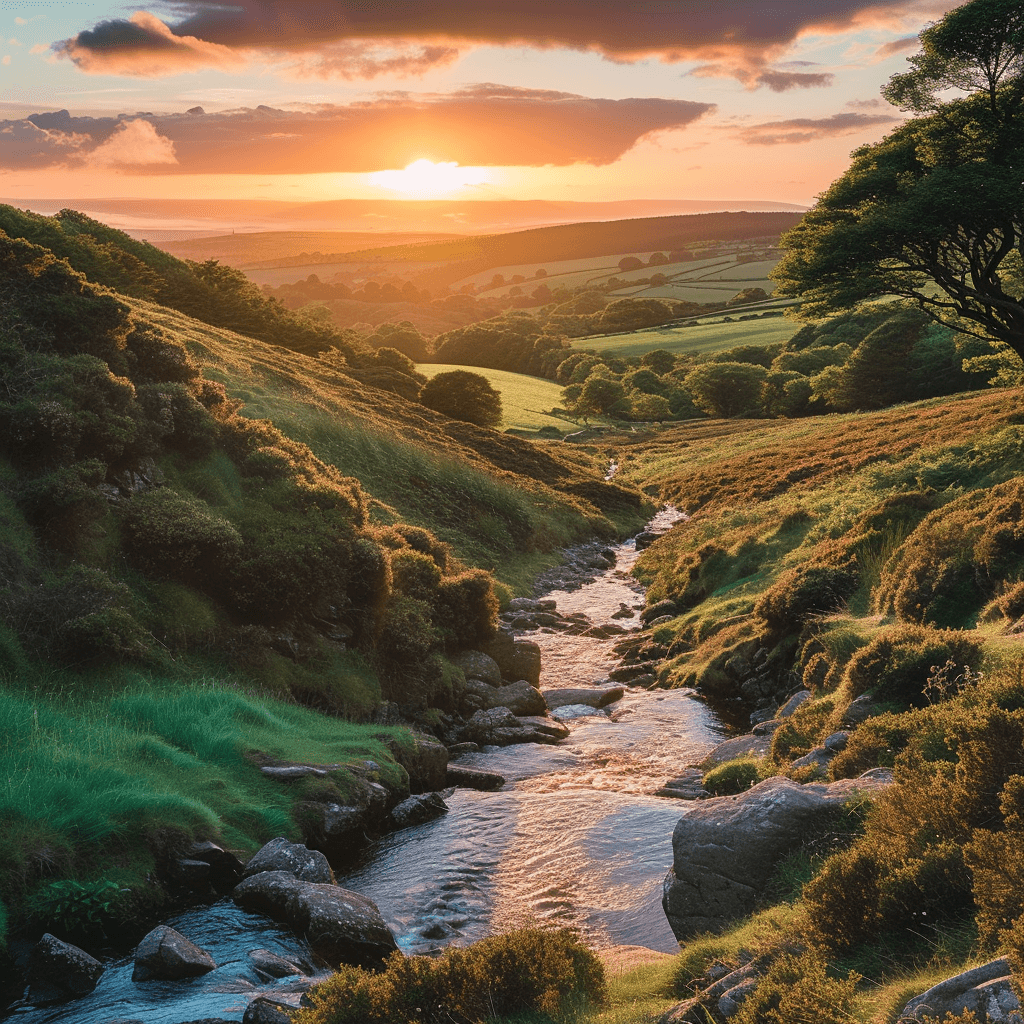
[57,1,957,82]
[0,87,715,174]
[737,111,900,145]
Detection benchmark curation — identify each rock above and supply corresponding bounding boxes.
[552,704,608,720]
[133,925,216,981]
[542,685,625,710]
[751,719,783,736]
[170,858,212,889]
[315,804,366,857]
[750,705,778,726]
[446,764,506,790]
[489,715,571,745]
[724,654,752,680]
[187,841,245,891]
[657,769,709,801]
[243,997,294,1024]
[512,640,542,686]
[662,773,892,940]
[464,707,519,743]
[233,871,398,968]
[386,792,448,831]
[841,694,879,727]
[901,959,1021,1022]
[612,603,635,620]
[788,747,834,779]
[508,597,556,613]
[463,678,547,716]
[248,948,305,980]
[391,734,448,793]
[244,838,335,884]
[698,735,772,770]
[777,690,812,717]
[451,650,502,685]
[447,742,479,755]
[477,628,516,679]
[634,531,660,551]
[824,731,850,752]
[657,962,759,1024]
[610,661,661,683]
[641,599,678,623]
[628,673,658,689]
[719,978,759,1018]
[27,934,104,1004]
[646,615,675,628]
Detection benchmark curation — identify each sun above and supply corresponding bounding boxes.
[368,159,490,197]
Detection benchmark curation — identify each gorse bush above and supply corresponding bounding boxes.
[294,928,607,1024]
[703,758,768,796]
[732,951,859,1024]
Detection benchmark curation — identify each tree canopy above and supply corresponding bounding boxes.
[773,0,1024,362]
[419,370,503,428]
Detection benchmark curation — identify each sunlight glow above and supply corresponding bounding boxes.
[368,159,491,197]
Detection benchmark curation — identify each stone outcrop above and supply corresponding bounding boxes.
[461,707,569,746]
[385,792,448,831]
[26,934,104,1005]
[247,948,307,980]
[452,650,502,685]
[132,925,216,981]
[446,764,506,790]
[463,678,547,716]
[243,838,334,884]
[233,871,398,968]
[662,772,892,940]
[901,959,1022,1022]
[389,733,448,793]
[542,685,625,710]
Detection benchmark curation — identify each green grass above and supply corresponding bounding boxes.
[572,316,804,358]
[417,364,568,432]
[0,667,411,941]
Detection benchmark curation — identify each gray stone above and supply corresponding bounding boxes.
[133,925,216,981]
[386,792,448,831]
[508,597,556,613]
[489,715,571,745]
[512,640,542,686]
[824,731,850,752]
[463,678,547,716]
[698,735,772,770]
[27,933,104,1004]
[447,742,479,755]
[247,948,305,980]
[391,734,448,793]
[243,838,334,884]
[446,764,505,790]
[464,707,519,743]
[628,674,659,689]
[641,599,678,623]
[187,841,244,890]
[662,773,892,940]
[243,997,293,1024]
[233,871,398,968]
[610,661,661,683]
[542,685,625,710]
[647,615,675,628]
[751,718,782,736]
[788,747,834,778]
[841,694,879,727]
[451,650,502,685]
[901,959,1022,1022]
[553,704,608,720]
[477,628,516,680]
[776,689,811,718]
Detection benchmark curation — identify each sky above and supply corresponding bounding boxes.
[0,1,961,207]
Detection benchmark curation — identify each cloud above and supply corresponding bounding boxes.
[87,119,178,167]
[280,42,461,81]
[0,119,87,170]
[873,35,921,60]
[756,70,835,91]
[738,111,900,145]
[57,1,957,81]
[0,87,715,174]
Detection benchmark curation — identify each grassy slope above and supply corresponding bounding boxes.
[416,364,567,433]
[572,316,803,358]
[134,299,648,587]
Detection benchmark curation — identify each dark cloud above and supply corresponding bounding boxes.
[56,1,956,81]
[0,87,714,174]
[874,35,921,60]
[738,111,900,145]
[756,70,835,91]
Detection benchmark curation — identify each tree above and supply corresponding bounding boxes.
[418,370,503,428]
[684,362,767,418]
[773,0,1024,361]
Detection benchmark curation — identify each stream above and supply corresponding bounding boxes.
[5,507,730,1022]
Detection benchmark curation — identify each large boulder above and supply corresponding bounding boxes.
[451,650,502,685]
[391,734,448,793]
[132,925,216,981]
[663,772,891,940]
[512,641,542,686]
[698,735,772,770]
[243,838,334,884]
[464,678,547,716]
[386,792,448,831]
[243,997,294,1024]
[901,959,1021,1022]
[463,707,520,743]
[27,934,104,1004]
[233,871,397,968]
[543,686,624,710]
[446,764,506,790]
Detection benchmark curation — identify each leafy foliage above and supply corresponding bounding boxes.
[419,370,503,428]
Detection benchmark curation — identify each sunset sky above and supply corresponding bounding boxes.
[0,1,960,207]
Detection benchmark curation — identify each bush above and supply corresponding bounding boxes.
[294,928,607,1024]
[733,952,859,1024]
[703,758,767,795]
[435,569,499,649]
[755,554,859,636]
[843,625,983,707]
[390,549,442,603]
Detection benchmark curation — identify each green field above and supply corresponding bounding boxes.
[571,315,803,358]
[417,363,568,431]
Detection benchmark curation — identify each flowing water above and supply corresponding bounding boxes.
[5,507,729,1021]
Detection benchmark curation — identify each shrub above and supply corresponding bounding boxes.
[27,879,126,943]
[435,569,499,649]
[294,928,606,1024]
[755,554,859,636]
[390,549,442,603]
[843,625,983,707]
[732,952,859,1024]
[703,758,767,795]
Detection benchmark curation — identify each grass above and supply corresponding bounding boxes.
[571,316,803,358]
[417,363,568,432]
[0,665,411,942]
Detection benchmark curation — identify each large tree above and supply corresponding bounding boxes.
[773,0,1024,361]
